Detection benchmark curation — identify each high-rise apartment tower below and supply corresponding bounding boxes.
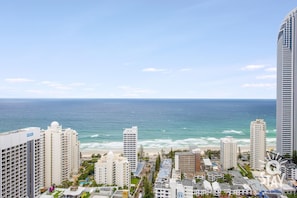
[123,126,138,173]
[220,136,237,170]
[0,127,43,198]
[43,121,80,187]
[250,119,266,170]
[277,7,297,156]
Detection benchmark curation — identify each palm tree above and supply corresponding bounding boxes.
[220,191,228,198]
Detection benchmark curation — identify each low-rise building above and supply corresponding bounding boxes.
[207,171,224,182]
[202,158,213,171]
[246,179,268,196]
[154,159,172,198]
[154,182,171,198]
[219,183,231,195]
[193,180,212,196]
[282,161,297,180]
[63,186,85,198]
[230,184,251,196]
[212,182,221,197]
[229,170,248,185]
[182,179,194,198]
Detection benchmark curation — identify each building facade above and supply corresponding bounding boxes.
[250,119,266,170]
[220,136,237,170]
[94,151,130,188]
[123,126,138,173]
[0,127,43,198]
[175,151,201,177]
[277,7,297,156]
[43,121,80,187]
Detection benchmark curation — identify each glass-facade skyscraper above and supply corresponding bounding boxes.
[277,8,297,156]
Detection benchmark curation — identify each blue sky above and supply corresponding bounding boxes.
[0,1,296,99]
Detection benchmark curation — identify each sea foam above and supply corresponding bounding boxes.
[222,129,244,135]
[80,137,276,151]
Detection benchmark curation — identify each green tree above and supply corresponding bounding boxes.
[195,178,201,183]
[169,148,174,160]
[155,154,161,172]
[221,191,227,197]
[293,150,297,164]
[217,178,224,183]
[139,144,144,160]
[205,149,212,159]
[181,172,185,180]
[286,194,297,198]
[238,146,242,159]
[283,153,291,159]
[143,176,154,198]
[91,153,101,158]
[224,173,232,184]
[59,180,72,188]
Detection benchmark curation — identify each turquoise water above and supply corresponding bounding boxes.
[0,99,276,150]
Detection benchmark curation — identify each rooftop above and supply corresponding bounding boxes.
[203,158,212,166]
[156,159,172,183]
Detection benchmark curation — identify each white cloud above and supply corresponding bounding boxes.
[26,89,44,94]
[118,85,155,97]
[241,64,265,71]
[142,68,166,72]
[41,81,53,85]
[0,86,13,90]
[69,82,86,86]
[242,83,276,88]
[5,78,34,83]
[41,81,72,90]
[265,67,277,72]
[179,68,192,72]
[84,87,95,91]
[256,75,276,79]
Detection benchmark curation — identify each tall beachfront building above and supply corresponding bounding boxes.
[277,7,297,157]
[123,126,138,173]
[250,119,266,170]
[220,136,237,170]
[43,121,80,187]
[94,151,130,188]
[0,127,43,198]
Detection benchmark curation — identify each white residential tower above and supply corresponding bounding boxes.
[250,119,266,170]
[123,126,138,173]
[220,136,237,170]
[94,151,130,188]
[0,127,43,198]
[43,121,80,187]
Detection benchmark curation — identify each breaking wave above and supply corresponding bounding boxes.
[80,137,276,151]
[222,129,244,135]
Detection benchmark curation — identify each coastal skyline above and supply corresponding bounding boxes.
[1,1,296,99]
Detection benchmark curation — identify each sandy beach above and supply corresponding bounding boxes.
[80,145,276,159]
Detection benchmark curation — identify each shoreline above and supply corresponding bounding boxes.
[80,145,276,158]
[79,137,277,154]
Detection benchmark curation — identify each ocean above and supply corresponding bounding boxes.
[0,99,276,151]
